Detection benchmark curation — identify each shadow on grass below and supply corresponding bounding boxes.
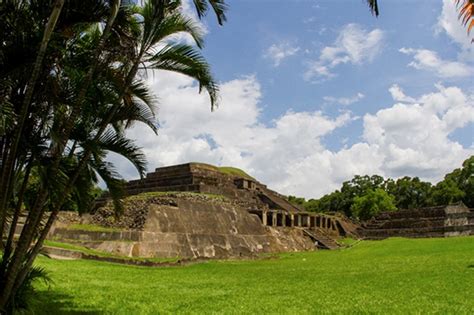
[468,264,474,269]
[30,290,103,315]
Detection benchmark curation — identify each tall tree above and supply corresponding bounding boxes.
[351,188,397,221]
[0,0,227,311]
[386,177,433,209]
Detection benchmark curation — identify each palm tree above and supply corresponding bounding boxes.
[0,0,228,311]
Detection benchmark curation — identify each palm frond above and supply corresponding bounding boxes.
[366,0,379,16]
[9,265,52,312]
[96,129,148,178]
[66,164,99,213]
[91,159,125,216]
[192,0,228,25]
[455,0,474,40]
[0,99,16,136]
[146,43,218,109]
[112,98,158,134]
[142,8,206,49]
[128,79,158,113]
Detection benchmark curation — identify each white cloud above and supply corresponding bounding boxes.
[389,84,416,103]
[436,0,473,59]
[305,24,384,81]
[399,48,473,78]
[115,72,473,199]
[323,93,365,106]
[363,84,474,179]
[264,42,300,67]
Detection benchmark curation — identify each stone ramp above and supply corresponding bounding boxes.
[41,245,201,267]
[258,186,302,213]
[302,228,339,250]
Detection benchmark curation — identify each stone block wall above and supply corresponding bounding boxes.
[359,203,474,239]
[51,194,315,258]
[113,162,302,214]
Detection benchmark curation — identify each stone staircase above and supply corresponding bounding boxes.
[303,228,339,250]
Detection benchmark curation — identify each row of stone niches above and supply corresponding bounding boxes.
[249,209,338,232]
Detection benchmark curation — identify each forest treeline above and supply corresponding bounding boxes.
[289,156,474,220]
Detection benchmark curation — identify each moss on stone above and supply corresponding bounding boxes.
[67,224,121,233]
[126,191,228,201]
[218,166,255,180]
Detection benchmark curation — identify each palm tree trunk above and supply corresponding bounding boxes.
[0,188,48,311]
[0,158,33,275]
[56,0,120,153]
[0,0,65,254]
[17,51,146,286]
[0,1,121,309]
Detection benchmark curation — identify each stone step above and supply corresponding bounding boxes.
[364,218,446,230]
[359,224,474,238]
[302,229,339,250]
[52,228,142,242]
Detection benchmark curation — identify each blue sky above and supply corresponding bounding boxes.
[117,0,474,198]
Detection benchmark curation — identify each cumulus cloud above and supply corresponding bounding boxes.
[399,48,473,78]
[305,24,384,81]
[264,42,300,67]
[436,0,473,59]
[363,84,474,179]
[323,93,365,106]
[388,84,416,103]
[115,71,473,199]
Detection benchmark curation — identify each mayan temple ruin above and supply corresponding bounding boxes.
[45,162,474,261]
[47,163,359,259]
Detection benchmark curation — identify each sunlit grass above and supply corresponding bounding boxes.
[32,236,474,314]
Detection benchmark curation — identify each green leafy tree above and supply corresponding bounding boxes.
[429,156,473,207]
[288,195,305,206]
[304,198,321,213]
[458,156,474,207]
[351,188,397,221]
[339,175,386,216]
[386,176,433,209]
[431,179,465,206]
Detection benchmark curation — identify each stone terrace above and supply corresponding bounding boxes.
[122,162,301,213]
[359,203,474,239]
[89,162,359,253]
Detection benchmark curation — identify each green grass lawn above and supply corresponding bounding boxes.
[31,236,474,314]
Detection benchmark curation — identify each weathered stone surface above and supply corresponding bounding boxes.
[359,203,474,239]
[51,194,315,258]
[50,162,356,259]
[95,162,303,214]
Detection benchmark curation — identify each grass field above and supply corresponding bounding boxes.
[31,236,474,314]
